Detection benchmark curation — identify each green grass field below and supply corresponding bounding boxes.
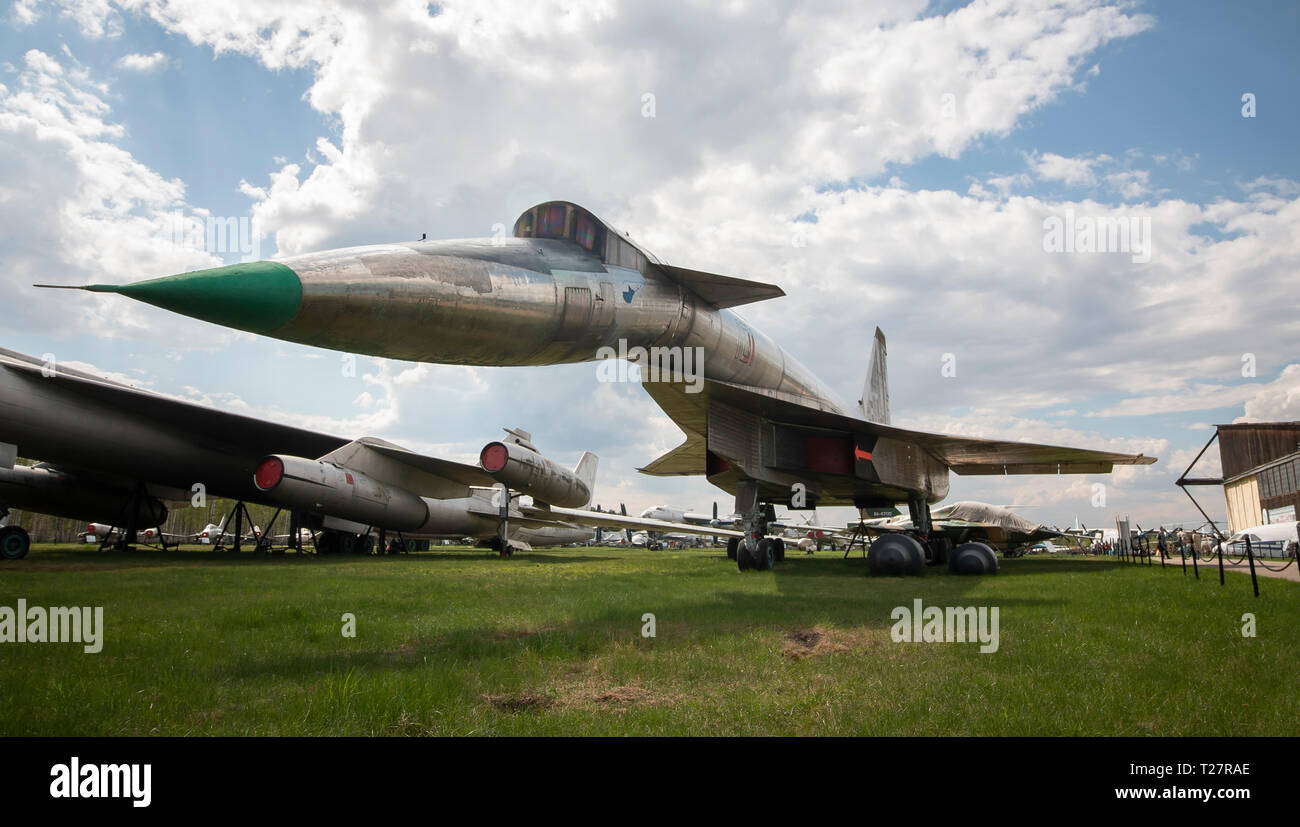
[1,544,1295,736]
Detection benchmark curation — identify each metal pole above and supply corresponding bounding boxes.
[1217,534,1225,586]
[1245,534,1260,598]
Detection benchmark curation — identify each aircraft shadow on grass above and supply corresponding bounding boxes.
[216,565,1066,684]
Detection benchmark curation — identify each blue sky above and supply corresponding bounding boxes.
[2,0,1297,530]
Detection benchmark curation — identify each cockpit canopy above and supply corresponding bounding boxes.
[514,201,652,274]
[513,200,787,310]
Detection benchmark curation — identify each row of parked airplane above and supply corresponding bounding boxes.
[0,345,759,561]
[78,518,304,547]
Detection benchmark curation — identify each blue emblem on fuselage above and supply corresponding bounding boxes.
[622,283,639,303]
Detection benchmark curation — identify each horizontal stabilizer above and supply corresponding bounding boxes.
[638,434,706,476]
[658,265,785,309]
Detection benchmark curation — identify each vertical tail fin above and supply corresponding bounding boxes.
[857,327,890,424]
[574,452,598,505]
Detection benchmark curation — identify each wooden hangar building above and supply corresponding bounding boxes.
[1216,422,1300,532]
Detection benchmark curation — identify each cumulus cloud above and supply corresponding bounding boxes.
[31,0,1145,257]
[0,48,222,337]
[1031,151,1107,187]
[1236,365,1300,423]
[116,51,171,72]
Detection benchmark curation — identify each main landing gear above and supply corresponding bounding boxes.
[731,482,786,572]
[864,496,998,576]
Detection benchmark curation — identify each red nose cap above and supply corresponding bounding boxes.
[254,456,285,491]
[480,442,509,472]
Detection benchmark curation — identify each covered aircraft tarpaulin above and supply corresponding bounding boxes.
[930,502,1044,534]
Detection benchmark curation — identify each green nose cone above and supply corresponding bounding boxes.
[86,261,302,334]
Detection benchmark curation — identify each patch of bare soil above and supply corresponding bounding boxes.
[782,625,882,660]
[481,691,556,712]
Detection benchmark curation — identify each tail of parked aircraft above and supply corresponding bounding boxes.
[857,327,890,424]
[574,452,598,505]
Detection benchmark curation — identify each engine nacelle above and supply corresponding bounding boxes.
[253,455,429,532]
[478,441,591,508]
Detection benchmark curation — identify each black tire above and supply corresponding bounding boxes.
[316,531,341,555]
[737,541,753,571]
[753,538,776,571]
[866,534,925,576]
[726,537,739,561]
[0,525,30,560]
[950,541,999,574]
[773,537,785,562]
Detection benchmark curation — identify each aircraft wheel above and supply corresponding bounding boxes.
[753,538,776,571]
[0,526,31,560]
[867,534,925,576]
[950,542,999,574]
[772,538,785,562]
[736,541,753,571]
[726,537,739,560]
[316,531,340,555]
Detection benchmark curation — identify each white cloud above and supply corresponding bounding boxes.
[12,0,124,38]
[0,49,222,337]
[1090,365,1300,419]
[64,0,1150,256]
[1031,151,1105,187]
[1240,175,1300,198]
[1104,169,1150,199]
[1236,365,1300,423]
[116,51,171,72]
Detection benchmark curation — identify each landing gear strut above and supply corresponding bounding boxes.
[734,481,776,572]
